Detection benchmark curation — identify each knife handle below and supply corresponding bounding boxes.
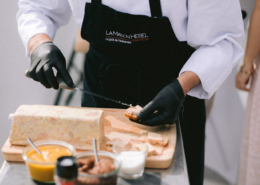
[25,69,31,78]
[24,69,75,90]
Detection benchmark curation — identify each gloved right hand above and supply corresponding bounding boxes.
[28,42,75,90]
[134,79,185,126]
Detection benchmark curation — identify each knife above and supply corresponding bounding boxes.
[24,70,132,107]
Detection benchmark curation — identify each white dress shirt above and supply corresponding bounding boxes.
[17,0,245,99]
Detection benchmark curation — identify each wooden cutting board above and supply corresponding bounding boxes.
[1,108,176,169]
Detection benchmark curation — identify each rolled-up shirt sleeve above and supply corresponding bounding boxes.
[180,0,245,99]
[17,0,72,58]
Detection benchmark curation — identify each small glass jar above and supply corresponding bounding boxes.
[113,141,148,179]
[76,151,121,185]
[22,140,75,184]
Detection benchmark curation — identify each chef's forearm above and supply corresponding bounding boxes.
[177,71,200,96]
[28,33,52,55]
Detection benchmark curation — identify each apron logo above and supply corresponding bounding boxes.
[105,30,149,44]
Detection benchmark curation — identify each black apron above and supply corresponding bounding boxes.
[81,0,206,184]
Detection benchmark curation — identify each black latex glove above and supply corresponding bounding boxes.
[28,42,75,90]
[137,79,185,126]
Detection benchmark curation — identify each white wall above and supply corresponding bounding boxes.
[0,0,79,164]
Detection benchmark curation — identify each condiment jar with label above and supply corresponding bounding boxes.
[54,156,78,185]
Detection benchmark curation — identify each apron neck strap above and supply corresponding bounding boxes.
[149,0,162,17]
[91,0,101,4]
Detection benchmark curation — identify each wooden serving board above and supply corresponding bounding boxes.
[2,108,176,169]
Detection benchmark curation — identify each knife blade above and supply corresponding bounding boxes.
[25,69,132,107]
[58,77,132,107]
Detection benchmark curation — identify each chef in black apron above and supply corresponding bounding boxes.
[24,0,243,184]
[28,1,205,184]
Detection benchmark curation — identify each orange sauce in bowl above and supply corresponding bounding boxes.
[25,146,71,182]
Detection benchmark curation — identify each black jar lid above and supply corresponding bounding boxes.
[55,156,78,179]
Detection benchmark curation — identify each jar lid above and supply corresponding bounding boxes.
[55,156,78,179]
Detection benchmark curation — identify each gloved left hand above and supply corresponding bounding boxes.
[136,79,185,126]
[28,41,75,90]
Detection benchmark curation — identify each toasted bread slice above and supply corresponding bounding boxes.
[125,105,143,121]
[106,115,148,135]
[147,132,169,147]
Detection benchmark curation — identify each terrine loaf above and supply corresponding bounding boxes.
[9,105,104,150]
